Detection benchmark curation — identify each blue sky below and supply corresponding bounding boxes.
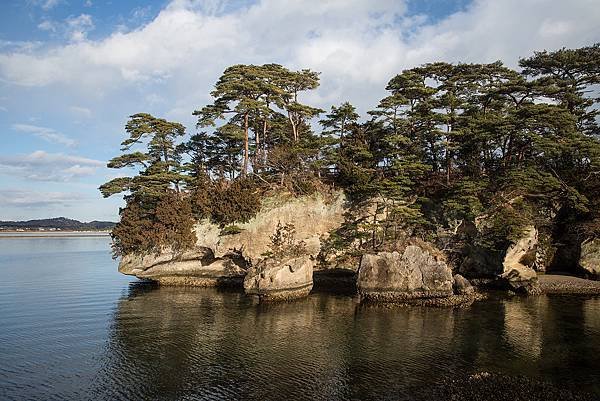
[0,0,598,222]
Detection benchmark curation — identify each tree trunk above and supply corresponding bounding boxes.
[243,112,249,176]
[446,137,451,185]
[288,111,298,142]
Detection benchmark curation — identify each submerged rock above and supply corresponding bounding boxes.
[118,246,247,286]
[357,245,454,302]
[579,238,600,280]
[243,255,314,301]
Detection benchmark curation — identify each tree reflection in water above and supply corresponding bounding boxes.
[89,284,600,401]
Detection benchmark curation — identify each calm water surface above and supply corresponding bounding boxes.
[1,236,599,400]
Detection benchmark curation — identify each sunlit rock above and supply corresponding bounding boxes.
[357,245,454,302]
[579,238,600,280]
[243,255,314,301]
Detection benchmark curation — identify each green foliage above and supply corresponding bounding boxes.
[111,192,195,257]
[102,45,600,263]
[190,177,257,225]
[100,113,188,199]
[193,64,323,179]
[220,225,243,236]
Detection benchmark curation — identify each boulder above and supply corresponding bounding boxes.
[243,255,314,301]
[453,274,474,295]
[119,246,247,287]
[500,226,539,293]
[357,245,454,302]
[579,238,600,280]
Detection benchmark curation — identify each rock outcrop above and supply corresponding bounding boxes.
[243,255,314,301]
[500,226,539,293]
[118,191,346,290]
[118,246,247,286]
[453,274,474,295]
[357,245,454,302]
[579,238,600,280]
[194,191,346,264]
[459,225,539,293]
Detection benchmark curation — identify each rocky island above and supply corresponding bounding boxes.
[103,44,600,304]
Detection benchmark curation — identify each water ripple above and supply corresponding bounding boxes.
[1,238,600,400]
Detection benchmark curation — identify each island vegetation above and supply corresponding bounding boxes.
[100,43,600,286]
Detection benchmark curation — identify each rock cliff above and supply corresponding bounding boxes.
[118,191,346,292]
[194,191,346,263]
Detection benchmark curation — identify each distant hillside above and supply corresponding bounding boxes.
[0,217,116,231]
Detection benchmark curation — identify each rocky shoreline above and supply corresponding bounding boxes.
[117,192,600,304]
[538,274,600,295]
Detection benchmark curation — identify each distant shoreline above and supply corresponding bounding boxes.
[0,231,111,238]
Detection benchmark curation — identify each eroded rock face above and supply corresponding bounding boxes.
[357,245,454,302]
[579,238,600,280]
[243,255,314,301]
[118,246,247,286]
[194,191,346,264]
[119,247,215,275]
[118,192,345,287]
[501,226,539,293]
[459,225,539,293]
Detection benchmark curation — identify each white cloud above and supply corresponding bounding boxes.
[66,14,95,42]
[0,189,85,208]
[12,123,77,147]
[0,0,596,118]
[37,20,57,32]
[36,14,95,43]
[69,106,92,118]
[41,0,62,11]
[0,150,104,182]
[0,40,42,52]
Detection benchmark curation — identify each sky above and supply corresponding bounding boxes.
[0,0,598,222]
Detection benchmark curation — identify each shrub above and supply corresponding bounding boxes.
[209,178,261,225]
[111,192,195,257]
[263,222,307,258]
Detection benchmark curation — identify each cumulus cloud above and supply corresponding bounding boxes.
[0,189,85,208]
[0,150,104,182]
[1,0,597,115]
[0,0,598,221]
[12,123,77,147]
